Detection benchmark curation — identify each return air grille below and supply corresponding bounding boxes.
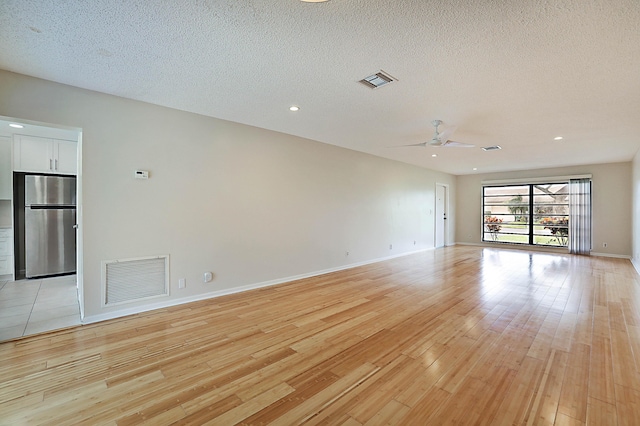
[102,256,169,306]
[358,70,397,89]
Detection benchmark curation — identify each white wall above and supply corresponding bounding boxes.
[456,163,632,257]
[632,151,640,270]
[0,70,455,320]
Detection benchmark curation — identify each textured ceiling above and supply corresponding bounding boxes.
[0,0,639,175]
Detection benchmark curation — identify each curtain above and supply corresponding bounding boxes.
[569,178,592,255]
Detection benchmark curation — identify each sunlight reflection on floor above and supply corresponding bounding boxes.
[479,248,570,297]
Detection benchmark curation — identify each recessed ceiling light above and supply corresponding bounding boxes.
[9,123,24,128]
[554,136,563,140]
[473,168,478,171]
[431,154,437,157]
[289,106,299,112]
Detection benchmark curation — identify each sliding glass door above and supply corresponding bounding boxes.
[483,183,570,247]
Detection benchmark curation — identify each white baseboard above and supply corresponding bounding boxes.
[457,242,634,260]
[590,252,631,259]
[82,247,434,325]
[455,242,568,255]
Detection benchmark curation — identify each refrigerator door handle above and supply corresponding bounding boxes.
[49,159,53,170]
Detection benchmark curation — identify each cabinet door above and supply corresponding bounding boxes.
[54,140,78,175]
[0,237,10,256]
[14,135,53,173]
[0,256,11,275]
[0,136,11,199]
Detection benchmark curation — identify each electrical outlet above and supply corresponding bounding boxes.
[178,278,186,289]
[203,272,213,282]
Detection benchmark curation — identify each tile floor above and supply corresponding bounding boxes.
[0,274,81,341]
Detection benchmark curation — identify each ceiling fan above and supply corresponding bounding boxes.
[400,120,475,148]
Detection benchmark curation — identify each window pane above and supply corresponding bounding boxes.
[533,184,568,195]
[483,185,530,245]
[535,216,569,246]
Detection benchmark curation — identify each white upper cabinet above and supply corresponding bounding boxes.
[53,139,78,175]
[14,135,77,175]
[0,136,11,199]
[14,135,53,172]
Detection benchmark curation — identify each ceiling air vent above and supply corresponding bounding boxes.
[482,145,502,151]
[359,70,397,89]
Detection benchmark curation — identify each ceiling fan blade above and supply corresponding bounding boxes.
[396,142,428,147]
[442,140,475,148]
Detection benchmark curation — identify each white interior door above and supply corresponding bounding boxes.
[435,184,447,248]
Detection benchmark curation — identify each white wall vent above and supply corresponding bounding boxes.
[102,255,169,306]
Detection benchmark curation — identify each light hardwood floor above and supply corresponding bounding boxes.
[1,246,639,425]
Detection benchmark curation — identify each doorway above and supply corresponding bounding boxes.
[435,183,448,248]
[0,115,83,340]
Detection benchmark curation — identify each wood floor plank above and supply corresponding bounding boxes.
[493,355,546,426]
[611,329,640,390]
[393,344,449,406]
[435,331,500,394]
[527,310,563,360]
[1,246,640,424]
[626,324,640,373]
[202,382,295,425]
[586,396,617,426]
[361,399,410,426]
[589,336,616,405]
[551,311,578,352]
[264,362,379,425]
[614,384,640,426]
[397,386,451,424]
[527,349,569,425]
[558,343,590,422]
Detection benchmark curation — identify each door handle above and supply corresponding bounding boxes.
[55,159,58,170]
[50,159,53,170]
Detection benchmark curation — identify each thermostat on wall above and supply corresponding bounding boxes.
[134,170,149,179]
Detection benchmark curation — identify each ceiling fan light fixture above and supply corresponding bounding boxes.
[397,119,473,150]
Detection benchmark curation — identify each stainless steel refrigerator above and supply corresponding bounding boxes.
[25,175,77,278]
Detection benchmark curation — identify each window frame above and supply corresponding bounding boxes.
[482,182,570,248]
